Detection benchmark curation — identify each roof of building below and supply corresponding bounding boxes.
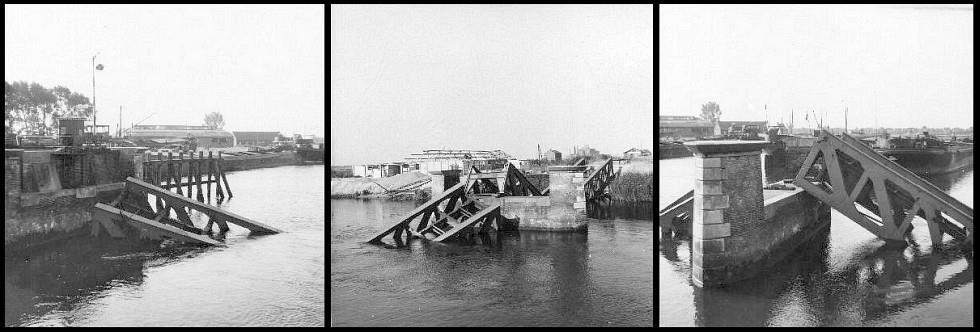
[660,115,701,121]
[134,125,212,130]
[546,149,561,154]
[406,149,513,161]
[624,147,642,153]
[659,120,715,128]
[123,128,234,138]
[718,121,769,128]
[232,131,281,141]
[149,138,187,144]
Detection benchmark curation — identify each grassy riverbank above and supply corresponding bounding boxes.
[607,159,654,203]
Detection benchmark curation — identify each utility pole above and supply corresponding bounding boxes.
[118,105,122,137]
[92,53,99,129]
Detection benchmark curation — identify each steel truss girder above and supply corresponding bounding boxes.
[367,181,501,244]
[464,164,542,196]
[793,130,973,247]
[585,158,615,201]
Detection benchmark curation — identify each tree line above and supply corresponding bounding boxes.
[4,81,92,136]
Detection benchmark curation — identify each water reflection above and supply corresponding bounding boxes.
[587,201,654,220]
[689,227,972,327]
[4,226,201,326]
[920,167,973,191]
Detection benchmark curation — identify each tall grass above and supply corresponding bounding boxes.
[607,169,654,203]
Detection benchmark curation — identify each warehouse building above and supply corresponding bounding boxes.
[122,125,235,149]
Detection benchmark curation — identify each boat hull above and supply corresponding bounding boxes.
[875,146,973,175]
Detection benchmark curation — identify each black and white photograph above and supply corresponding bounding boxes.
[658,4,973,327]
[4,4,325,327]
[330,4,654,327]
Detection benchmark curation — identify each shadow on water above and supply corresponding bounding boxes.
[4,224,207,326]
[682,226,973,327]
[587,201,654,221]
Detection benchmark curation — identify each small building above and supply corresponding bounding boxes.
[355,165,382,178]
[233,131,281,146]
[624,147,644,159]
[352,165,368,177]
[380,163,403,177]
[544,149,562,162]
[353,163,410,178]
[352,164,382,178]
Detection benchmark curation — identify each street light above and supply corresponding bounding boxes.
[92,52,103,130]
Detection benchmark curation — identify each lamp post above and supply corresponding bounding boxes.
[92,52,103,131]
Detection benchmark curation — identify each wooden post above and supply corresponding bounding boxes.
[215,155,225,200]
[156,161,163,187]
[196,151,205,202]
[171,153,181,195]
[163,152,174,189]
[186,153,194,199]
[207,151,213,203]
[174,152,184,195]
[218,151,232,198]
[155,162,165,212]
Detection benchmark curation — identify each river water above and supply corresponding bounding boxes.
[330,199,654,326]
[4,165,326,327]
[659,156,974,327]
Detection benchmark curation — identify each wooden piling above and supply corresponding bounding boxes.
[174,152,184,195]
[207,151,213,203]
[215,155,225,200]
[218,151,232,198]
[196,151,205,202]
[163,152,174,195]
[155,161,165,213]
[186,153,194,199]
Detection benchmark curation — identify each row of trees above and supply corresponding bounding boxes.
[5,81,92,136]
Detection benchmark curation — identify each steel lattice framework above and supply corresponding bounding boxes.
[793,130,973,247]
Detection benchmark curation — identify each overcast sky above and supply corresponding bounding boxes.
[331,4,654,166]
[5,4,325,137]
[660,4,973,130]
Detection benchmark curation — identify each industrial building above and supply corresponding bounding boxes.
[351,162,413,178]
[122,125,234,149]
[718,121,769,136]
[405,149,514,173]
[233,131,281,146]
[544,149,562,162]
[659,115,716,139]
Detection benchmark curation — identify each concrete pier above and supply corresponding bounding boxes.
[460,166,589,232]
[428,170,461,198]
[684,141,830,287]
